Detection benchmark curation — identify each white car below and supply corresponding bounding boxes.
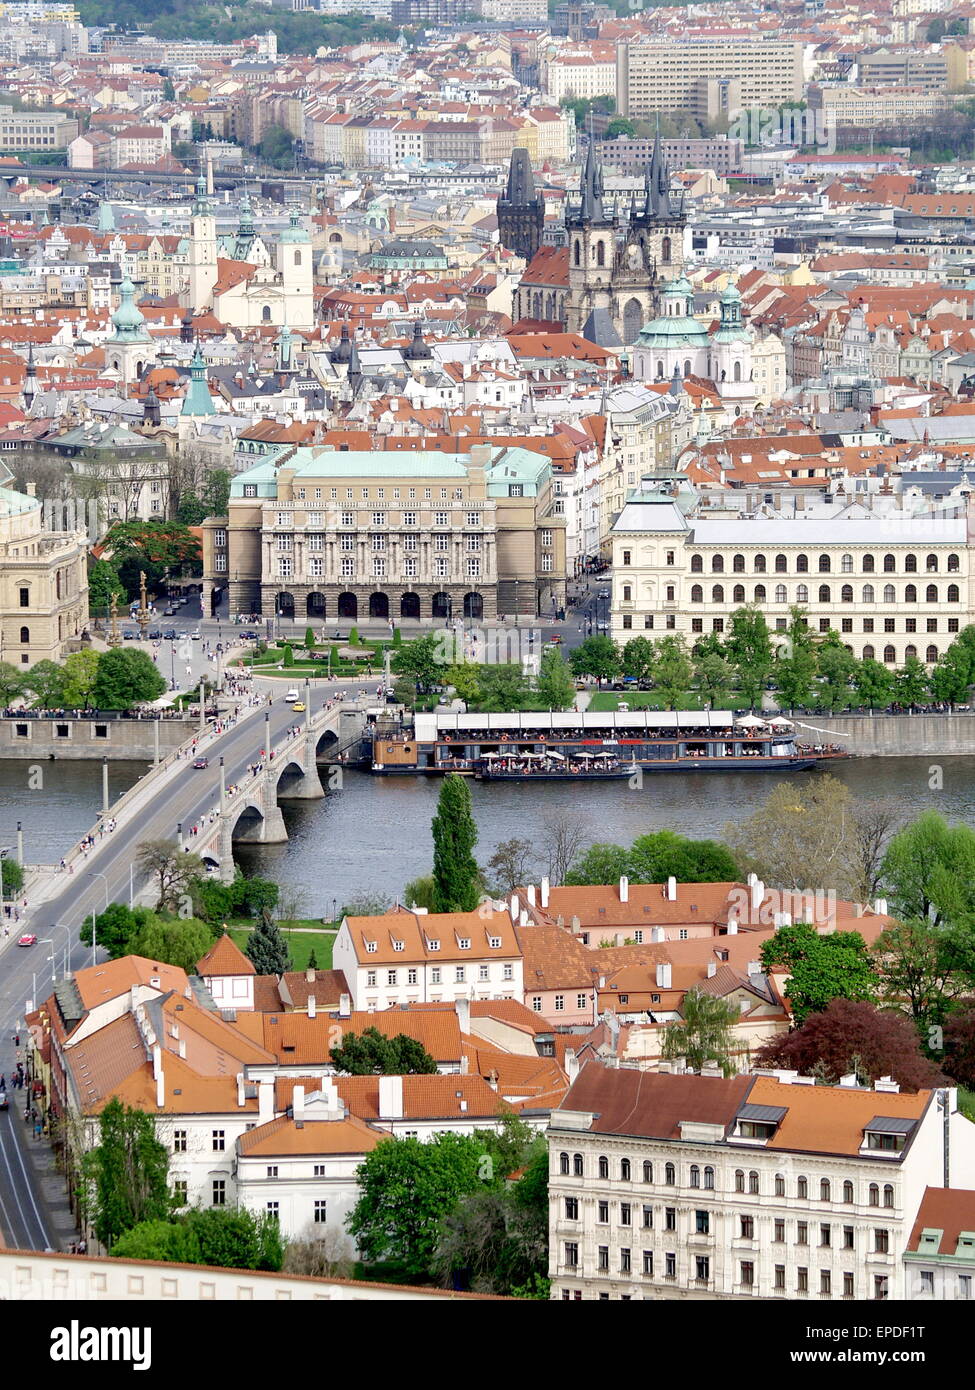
[190,630,202,640]
[285,688,300,702]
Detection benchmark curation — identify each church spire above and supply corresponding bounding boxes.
[579,135,604,223]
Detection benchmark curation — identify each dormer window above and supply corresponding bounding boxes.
[427,939,440,951]
[734,1104,787,1142]
[364,940,377,954]
[862,1116,915,1152]
[392,940,405,952]
[488,936,501,949]
[458,937,471,950]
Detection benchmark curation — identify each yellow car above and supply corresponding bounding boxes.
[292,701,306,712]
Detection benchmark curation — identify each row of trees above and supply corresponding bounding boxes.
[0,646,165,711]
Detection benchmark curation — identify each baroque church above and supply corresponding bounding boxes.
[510,135,686,348]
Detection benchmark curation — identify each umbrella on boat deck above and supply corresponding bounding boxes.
[769,716,794,727]
[480,751,500,759]
[735,714,767,728]
[546,750,566,760]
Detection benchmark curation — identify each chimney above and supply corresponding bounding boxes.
[526,884,536,907]
[378,1074,404,1120]
[747,960,762,976]
[258,1077,274,1123]
[307,995,316,1019]
[511,893,520,919]
[540,876,550,909]
[665,875,677,901]
[152,1044,164,1109]
[456,997,470,1035]
[292,1084,305,1125]
[619,875,629,903]
[178,1040,186,1059]
[565,1048,579,1082]
[305,967,315,983]
[874,1076,900,1093]
[749,878,765,916]
[519,910,529,926]
[839,1072,858,1088]
[727,915,738,935]
[339,992,351,1018]
[872,897,888,915]
[570,914,581,934]
[237,1073,246,1108]
[707,961,717,977]
[655,962,672,989]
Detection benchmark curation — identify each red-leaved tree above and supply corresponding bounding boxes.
[942,1008,975,1090]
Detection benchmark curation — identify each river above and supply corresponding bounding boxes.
[3,756,972,915]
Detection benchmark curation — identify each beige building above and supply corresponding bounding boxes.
[0,484,89,666]
[808,83,956,126]
[609,493,973,666]
[616,38,803,120]
[0,104,78,151]
[202,443,566,622]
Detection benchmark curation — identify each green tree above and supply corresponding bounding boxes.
[114,1207,283,1270]
[652,634,692,709]
[304,626,315,651]
[19,659,64,707]
[104,518,201,593]
[621,636,655,682]
[881,811,975,929]
[725,606,773,707]
[87,557,126,617]
[244,914,291,974]
[873,919,966,1029]
[347,1133,486,1280]
[854,656,895,710]
[258,122,294,168]
[566,830,737,885]
[60,650,101,708]
[896,654,930,707]
[1,857,24,896]
[774,607,818,708]
[79,903,156,958]
[570,634,620,684]
[330,1026,438,1075]
[391,633,444,691]
[476,663,531,712]
[445,662,483,705]
[82,1098,171,1250]
[402,874,436,911]
[92,647,166,709]
[536,647,575,710]
[661,987,740,1075]
[129,915,215,973]
[0,659,23,704]
[111,1220,193,1263]
[234,875,279,918]
[431,773,479,913]
[694,650,735,706]
[564,842,630,886]
[605,117,636,138]
[817,631,856,711]
[760,923,876,1025]
[162,77,176,101]
[135,839,204,910]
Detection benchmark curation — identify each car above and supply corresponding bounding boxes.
[0,1093,7,1111]
[542,641,558,652]
[190,630,201,640]
[163,629,177,641]
[548,633,564,644]
[240,631,258,641]
[17,934,36,947]
[192,757,209,769]
[148,629,162,641]
[292,701,306,712]
[285,688,300,701]
[163,608,175,617]
[122,629,138,640]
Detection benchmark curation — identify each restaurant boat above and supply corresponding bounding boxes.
[368,710,849,777]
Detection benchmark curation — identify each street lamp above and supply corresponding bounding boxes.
[90,871,109,965]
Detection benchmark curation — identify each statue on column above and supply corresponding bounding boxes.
[107,592,121,647]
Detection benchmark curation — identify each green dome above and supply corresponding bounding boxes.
[110,278,150,341]
[635,313,709,350]
[662,274,694,298]
[280,208,310,244]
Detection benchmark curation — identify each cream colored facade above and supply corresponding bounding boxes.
[750,333,787,407]
[0,485,89,666]
[542,56,617,103]
[616,38,803,119]
[609,495,974,666]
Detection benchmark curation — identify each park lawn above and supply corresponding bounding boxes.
[587,691,745,712]
[225,921,336,971]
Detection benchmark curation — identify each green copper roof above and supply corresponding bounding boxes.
[229,445,554,498]
[636,315,709,348]
[279,208,310,244]
[110,277,151,342]
[181,345,215,417]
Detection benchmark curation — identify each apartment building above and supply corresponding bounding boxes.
[0,105,78,151]
[549,1063,975,1300]
[808,84,956,126]
[609,492,973,667]
[904,1187,975,1301]
[542,53,617,104]
[602,136,744,177]
[616,39,803,121]
[856,47,964,91]
[0,482,88,667]
[332,908,523,1011]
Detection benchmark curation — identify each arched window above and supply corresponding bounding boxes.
[797,1176,808,1199]
[712,584,724,603]
[863,584,874,603]
[819,584,831,603]
[598,1155,609,1179]
[927,644,939,663]
[863,645,875,660]
[704,1166,714,1189]
[683,359,691,377]
[926,584,938,603]
[754,584,766,602]
[905,644,917,660]
[869,1183,880,1206]
[560,1152,570,1175]
[884,584,896,603]
[843,1181,854,1204]
[55,570,61,599]
[775,584,787,603]
[574,240,580,266]
[820,1179,831,1202]
[661,235,671,262]
[621,1158,631,1181]
[883,645,896,664]
[926,554,939,573]
[749,1171,759,1194]
[733,361,742,382]
[774,554,787,573]
[623,585,631,601]
[596,240,605,267]
[573,1153,583,1176]
[797,583,808,603]
[733,554,746,572]
[712,555,724,573]
[689,1164,700,1188]
[665,1162,675,1186]
[818,554,831,573]
[883,1184,894,1209]
[948,553,960,572]
[904,553,917,573]
[691,554,703,573]
[691,584,703,603]
[883,553,896,572]
[796,553,809,573]
[262,305,272,322]
[905,584,917,604]
[643,1160,653,1183]
[735,1170,745,1193]
[19,626,29,643]
[733,584,745,603]
[841,554,853,573]
[862,554,875,573]
[754,554,767,573]
[949,583,960,602]
[294,250,302,266]
[841,584,853,602]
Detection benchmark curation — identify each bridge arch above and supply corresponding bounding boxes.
[229,802,266,842]
[275,757,309,798]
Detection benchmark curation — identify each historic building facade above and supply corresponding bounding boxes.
[0,483,89,666]
[497,147,546,264]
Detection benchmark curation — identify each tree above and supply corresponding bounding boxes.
[79,903,156,958]
[347,1133,486,1280]
[661,988,740,1075]
[0,660,23,705]
[942,1009,975,1089]
[487,838,538,894]
[476,663,531,713]
[258,122,294,168]
[621,636,655,682]
[725,606,773,707]
[244,913,291,974]
[761,923,876,1025]
[445,662,482,705]
[881,811,975,930]
[854,657,895,710]
[82,1098,171,1250]
[725,774,866,899]
[753,998,943,1092]
[114,1207,284,1270]
[1,856,23,897]
[849,798,904,901]
[162,77,176,100]
[536,648,575,710]
[129,915,215,973]
[652,634,692,709]
[391,633,443,692]
[283,1228,354,1280]
[402,874,436,911]
[234,875,279,918]
[695,650,735,706]
[540,812,590,885]
[565,829,738,886]
[60,650,100,708]
[136,840,204,910]
[606,117,636,138]
[564,842,630,887]
[773,608,817,709]
[87,557,126,618]
[92,647,166,709]
[816,632,856,712]
[20,659,64,707]
[304,626,315,652]
[431,773,479,913]
[873,919,966,1030]
[896,654,930,707]
[930,639,974,706]
[103,518,202,593]
[330,1026,438,1075]
[570,634,620,684]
